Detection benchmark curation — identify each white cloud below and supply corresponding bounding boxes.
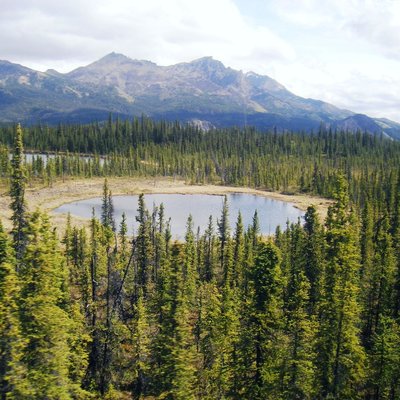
[0,0,294,72]
[0,0,399,123]
[275,0,400,60]
[266,0,400,122]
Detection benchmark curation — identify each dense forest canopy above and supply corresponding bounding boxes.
[1,121,400,399]
[0,116,399,206]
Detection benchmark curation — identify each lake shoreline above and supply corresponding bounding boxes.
[0,177,332,232]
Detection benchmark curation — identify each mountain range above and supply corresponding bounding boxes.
[0,52,399,139]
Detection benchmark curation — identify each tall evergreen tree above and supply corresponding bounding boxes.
[392,172,400,319]
[101,178,115,231]
[218,260,241,398]
[135,194,153,297]
[0,221,29,398]
[183,215,198,303]
[233,212,245,288]
[365,214,398,399]
[317,174,366,399]
[303,205,325,313]
[10,124,27,261]
[202,216,216,283]
[159,244,197,399]
[85,211,108,394]
[282,222,317,399]
[170,246,197,400]
[130,290,151,399]
[196,281,222,399]
[217,196,230,283]
[247,240,285,399]
[368,317,400,400]
[19,211,76,399]
[361,199,376,346]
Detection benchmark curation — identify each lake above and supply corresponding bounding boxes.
[9,152,105,166]
[54,193,304,238]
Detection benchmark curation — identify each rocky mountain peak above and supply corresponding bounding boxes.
[245,71,287,94]
[0,53,399,139]
[93,52,157,68]
[0,60,32,76]
[102,51,130,61]
[45,68,62,77]
[188,56,225,71]
[67,52,158,80]
[171,56,241,87]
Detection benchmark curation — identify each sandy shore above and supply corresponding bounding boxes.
[0,177,332,232]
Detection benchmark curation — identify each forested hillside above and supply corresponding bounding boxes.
[1,122,400,399]
[2,54,400,139]
[0,116,399,204]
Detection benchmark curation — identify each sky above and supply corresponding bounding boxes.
[1,0,399,123]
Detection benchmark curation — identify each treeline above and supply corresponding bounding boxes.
[1,126,400,399]
[0,117,400,210]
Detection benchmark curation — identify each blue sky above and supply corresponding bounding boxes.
[1,0,399,122]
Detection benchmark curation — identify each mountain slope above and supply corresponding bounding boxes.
[0,53,399,139]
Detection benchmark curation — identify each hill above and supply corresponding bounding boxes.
[0,53,399,138]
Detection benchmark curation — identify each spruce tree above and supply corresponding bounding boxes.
[153,204,166,283]
[169,246,196,400]
[10,124,27,261]
[130,290,151,399]
[19,211,75,399]
[151,236,173,397]
[360,200,376,345]
[303,205,325,313]
[0,221,29,398]
[369,317,400,400]
[282,222,316,399]
[118,212,128,259]
[248,240,284,399]
[183,215,198,303]
[202,216,216,283]
[101,178,115,231]
[85,211,108,394]
[392,172,400,318]
[217,196,230,282]
[232,212,245,288]
[135,194,153,297]
[196,281,222,399]
[218,261,240,398]
[365,214,398,398]
[317,174,366,399]
[161,244,197,399]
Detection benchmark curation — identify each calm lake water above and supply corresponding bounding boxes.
[54,193,304,238]
[9,153,105,166]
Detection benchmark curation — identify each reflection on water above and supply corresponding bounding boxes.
[54,193,304,239]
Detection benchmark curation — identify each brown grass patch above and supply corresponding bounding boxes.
[0,177,332,233]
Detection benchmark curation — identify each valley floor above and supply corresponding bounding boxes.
[0,177,331,233]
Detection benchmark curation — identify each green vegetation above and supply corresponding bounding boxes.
[1,121,400,398]
[0,117,399,205]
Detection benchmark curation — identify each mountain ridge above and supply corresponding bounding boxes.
[0,53,399,139]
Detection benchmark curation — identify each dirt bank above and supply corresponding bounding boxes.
[0,177,332,232]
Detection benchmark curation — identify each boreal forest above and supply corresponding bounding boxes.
[1,119,400,399]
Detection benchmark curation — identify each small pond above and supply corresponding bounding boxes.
[8,152,105,166]
[54,193,304,238]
